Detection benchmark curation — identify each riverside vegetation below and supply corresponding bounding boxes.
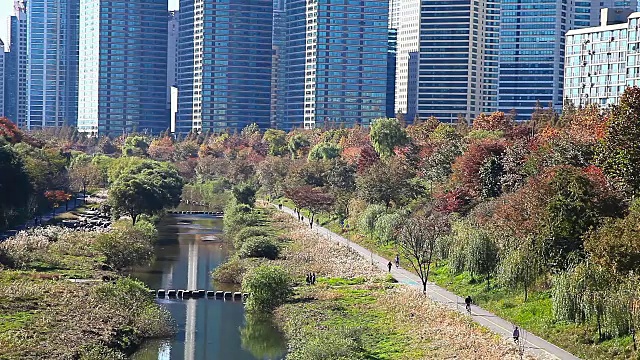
[213,198,535,359]
[4,87,640,358]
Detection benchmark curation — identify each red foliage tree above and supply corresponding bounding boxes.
[434,187,473,214]
[451,140,506,196]
[472,111,513,132]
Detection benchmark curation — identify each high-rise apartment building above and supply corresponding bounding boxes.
[497,0,637,121]
[176,0,273,134]
[78,0,168,136]
[411,0,499,123]
[5,1,27,127]
[0,39,5,117]
[394,0,419,121]
[167,10,179,111]
[283,0,388,130]
[564,9,637,108]
[271,0,286,128]
[26,0,80,129]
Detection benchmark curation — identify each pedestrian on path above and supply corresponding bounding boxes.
[306,273,311,285]
[513,326,520,343]
[395,254,400,268]
[387,261,392,272]
[311,273,316,284]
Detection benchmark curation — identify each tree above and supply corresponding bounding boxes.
[472,111,513,132]
[369,118,409,158]
[398,210,450,293]
[0,145,32,229]
[242,265,293,313]
[263,129,288,156]
[288,133,311,159]
[232,182,258,207]
[356,158,421,208]
[109,161,184,224]
[69,154,101,204]
[308,142,341,161]
[122,135,150,157]
[586,198,640,275]
[257,156,291,198]
[498,237,543,301]
[597,86,640,196]
[285,185,334,228]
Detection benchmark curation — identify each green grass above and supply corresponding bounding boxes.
[279,282,424,360]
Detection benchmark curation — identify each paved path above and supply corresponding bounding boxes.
[0,197,81,241]
[277,204,580,360]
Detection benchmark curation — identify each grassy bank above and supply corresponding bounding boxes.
[292,204,637,360]
[215,204,535,359]
[0,220,173,360]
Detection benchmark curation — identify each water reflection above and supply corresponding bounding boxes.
[129,214,286,360]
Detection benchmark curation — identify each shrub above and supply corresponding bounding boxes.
[211,257,247,284]
[95,223,156,270]
[243,265,293,313]
[239,236,280,260]
[233,226,270,248]
[224,200,261,235]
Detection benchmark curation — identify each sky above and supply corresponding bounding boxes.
[0,0,179,49]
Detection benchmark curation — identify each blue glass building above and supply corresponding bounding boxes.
[497,0,637,121]
[78,0,168,136]
[5,2,28,127]
[416,0,498,123]
[176,0,273,134]
[283,0,388,130]
[26,0,80,129]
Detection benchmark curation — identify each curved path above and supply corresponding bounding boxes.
[276,204,580,360]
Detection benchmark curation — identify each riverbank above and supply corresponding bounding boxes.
[215,206,538,359]
[0,215,172,359]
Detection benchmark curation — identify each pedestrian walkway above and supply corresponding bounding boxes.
[276,204,580,360]
[0,196,80,241]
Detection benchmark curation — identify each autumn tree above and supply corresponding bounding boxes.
[398,209,450,293]
[472,111,513,132]
[356,158,421,208]
[285,185,334,228]
[597,86,640,196]
[69,154,101,204]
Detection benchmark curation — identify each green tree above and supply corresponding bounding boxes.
[238,236,280,260]
[369,118,408,158]
[242,265,293,313]
[356,159,421,208]
[232,182,258,207]
[288,133,311,159]
[308,142,341,161]
[263,129,288,156]
[498,237,543,301]
[597,86,640,196]
[109,161,183,224]
[0,145,32,229]
[122,135,150,157]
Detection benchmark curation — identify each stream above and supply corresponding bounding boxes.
[128,213,287,360]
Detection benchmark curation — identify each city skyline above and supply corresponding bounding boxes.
[0,0,179,47]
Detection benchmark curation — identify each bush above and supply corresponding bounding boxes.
[95,223,156,270]
[224,200,261,235]
[234,226,270,248]
[239,236,280,260]
[243,265,293,313]
[211,257,247,284]
[289,327,365,360]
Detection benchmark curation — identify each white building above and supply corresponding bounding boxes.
[394,0,419,120]
[167,10,178,111]
[564,9,638,108]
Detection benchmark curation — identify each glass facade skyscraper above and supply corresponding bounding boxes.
[26,0,80,129]
[415,0,498,123]
[176,0,273,134]
[78,0,168,136]
[284,0,388,130]
[497,0,637,121]
[5,1,28,127]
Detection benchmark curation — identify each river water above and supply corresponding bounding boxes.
[129,214,287,360]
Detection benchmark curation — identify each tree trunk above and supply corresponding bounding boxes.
[310,213,314,229]
[422,280,427,294]
[486,274,490,290]
[524,282,528,302]
[132,213,138,225]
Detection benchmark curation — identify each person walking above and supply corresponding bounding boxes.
[395,254,400,268]
[311,273,316,285]
[513,326,520,343]
[465,295,473,314]
[387,261,392,272]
